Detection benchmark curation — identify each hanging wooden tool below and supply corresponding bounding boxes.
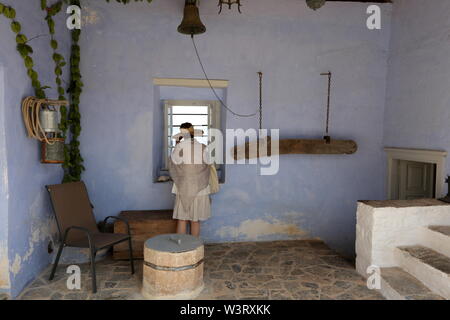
[232,71,358,160]
[233,137,357,160]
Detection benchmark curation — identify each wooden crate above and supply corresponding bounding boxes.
[113,210,177,260]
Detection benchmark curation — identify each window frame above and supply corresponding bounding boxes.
[163,99,221,170]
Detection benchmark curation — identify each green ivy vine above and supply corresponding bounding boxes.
[42,0,68,133]
[1,0,153,183]
[39,0,74,181]
[0,3,47,99]
[63,0,84,182]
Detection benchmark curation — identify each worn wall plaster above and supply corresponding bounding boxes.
[0,0,394,297]
[82,6,100,27]
[216,218,308,240]
[0,0,69,297]
[81,0,391,259]
[10,191,59,277]
[0,63,9,292]
[0,244,10,289]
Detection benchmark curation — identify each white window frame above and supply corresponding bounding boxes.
[163,99,221,169]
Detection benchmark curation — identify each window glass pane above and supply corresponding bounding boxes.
[173,115,208,126]
[165,102,219,168]
[172,106,208,114]
[168,137,175,148]
[171,126,181,136]
[196,137,208,145]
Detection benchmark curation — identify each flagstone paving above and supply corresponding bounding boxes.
[17,240,383,300]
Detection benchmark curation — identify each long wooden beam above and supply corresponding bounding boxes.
[232,137,357,160]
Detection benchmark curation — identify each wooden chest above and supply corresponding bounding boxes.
[113,210,177,260]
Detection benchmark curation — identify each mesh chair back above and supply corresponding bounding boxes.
[47,181,98,244]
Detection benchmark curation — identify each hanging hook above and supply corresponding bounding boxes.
[258,72,263,130]
[320,71,332,144]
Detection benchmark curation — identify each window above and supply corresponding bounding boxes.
[163,100,220,169]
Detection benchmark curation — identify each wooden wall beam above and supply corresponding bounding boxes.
[233,137,358,160]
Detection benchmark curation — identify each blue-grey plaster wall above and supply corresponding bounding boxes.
[0,63,11,294]
[384,0,450,185]
[0,0,70,297]
[79,0,392,257]
[0,0,395,297]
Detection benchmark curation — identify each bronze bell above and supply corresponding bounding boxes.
[177,0,206,36]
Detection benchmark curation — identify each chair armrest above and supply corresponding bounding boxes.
[103,216,131,236]
[63,226,95,250]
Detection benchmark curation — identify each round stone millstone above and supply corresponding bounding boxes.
[142,234,205,300]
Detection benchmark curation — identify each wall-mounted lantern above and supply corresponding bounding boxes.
[218,0,242,14]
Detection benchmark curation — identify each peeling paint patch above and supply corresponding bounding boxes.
[0,243,10,289]
[82,6,100,26]
[11,254,21,277]
[1,166,8,199]
[216,218,308,240]
[10,191,58,277]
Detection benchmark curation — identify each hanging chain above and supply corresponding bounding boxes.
[321,71,332,143]
[258,71,263,130]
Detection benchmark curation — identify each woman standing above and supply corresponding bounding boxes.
[169,123,212,237]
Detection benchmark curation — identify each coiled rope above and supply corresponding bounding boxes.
[21,97,68,145]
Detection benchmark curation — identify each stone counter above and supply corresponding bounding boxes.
[355,199,450,278]
[359,199,450,208]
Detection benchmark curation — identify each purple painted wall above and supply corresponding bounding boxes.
[0,0,70,297]
[0,0,396,297]
[0,61,10,293]
[79,0,391,257]
[384,0,450,182]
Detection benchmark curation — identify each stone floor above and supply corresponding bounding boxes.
[17,240,383,300]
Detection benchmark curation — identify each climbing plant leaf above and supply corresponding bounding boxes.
[10,21,20,33]
[2,0,154,183]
